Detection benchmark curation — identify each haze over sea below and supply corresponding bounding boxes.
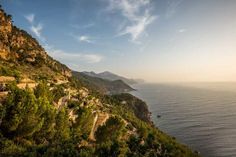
[131,82,236,157]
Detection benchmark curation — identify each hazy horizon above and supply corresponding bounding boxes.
[2,0,236,82]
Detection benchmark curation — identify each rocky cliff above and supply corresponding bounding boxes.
[0,8,71,80]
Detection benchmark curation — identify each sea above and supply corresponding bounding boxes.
[130,82,236,157]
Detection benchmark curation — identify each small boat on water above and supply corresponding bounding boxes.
[157,115,161,118]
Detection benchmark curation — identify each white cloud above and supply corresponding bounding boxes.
[25,14,35,23]
[25,14,45,42]
[79,35,92,43]
[45,45,103,64]
[107,0,156,42]
[30,23,45,41]
[178,28,186,33]
[119,13,156,41]
[69,34,94,43]
[83,54,103,63]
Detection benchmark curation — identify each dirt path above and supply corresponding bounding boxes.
[89,114,98,141]
[89,112,109,141]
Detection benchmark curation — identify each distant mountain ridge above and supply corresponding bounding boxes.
[73,71,134,94]
[82,71,144,85]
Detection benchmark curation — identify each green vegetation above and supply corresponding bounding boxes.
[103,94,199,157]
[0,83,199,157]
[73,107,94,140]
[108,93,151,122]
[0,83,56,156]
[51,85,66,102]
[0,64,20,80]
[0,83,77,156]
[72,71,134,94]
[95,116,125,143]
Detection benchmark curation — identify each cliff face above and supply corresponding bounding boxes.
[0,10,12,59]
[0,8,71,78]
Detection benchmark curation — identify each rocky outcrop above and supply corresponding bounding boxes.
[0,9,12,60]
[0,8,71,77]
[0,76,15,82]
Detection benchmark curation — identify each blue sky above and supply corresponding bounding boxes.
[2,0,236,82]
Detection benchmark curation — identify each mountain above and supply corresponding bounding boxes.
[0,7,199,157]
[72,71,134,94]
[83,71,143,85]
[0,7,71,82]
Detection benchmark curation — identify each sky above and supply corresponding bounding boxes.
[1,0,236,82]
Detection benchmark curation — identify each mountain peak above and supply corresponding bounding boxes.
[99,71,112,75]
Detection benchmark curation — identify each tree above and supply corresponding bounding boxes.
[73,108,94,140]
[51,85,65,102]
[95,140,128,157]
[54,108,70,142]
[95,116,125,143]
[34,97,56,144]
[34,81,53,102]
[0,104,6,126]
[0,85,45,147]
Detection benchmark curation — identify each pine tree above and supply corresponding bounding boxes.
[34,96,56,144]
[54,108,70,142]
[73,108,94,139]
[34,81,53,102]
[95,116,125,143]
[0,85,44,141]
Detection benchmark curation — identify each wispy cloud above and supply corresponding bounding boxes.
[82,54,103,63]
[45,45,103,64]
[30,24,45,41]
[106,0,156,42]
[69,34,94,43]
[166,0,184,19]
[78,35,93,43]
[178,28,186,33]
[25,14,35,24]
[119,12,156,41]
[25,13,45,42]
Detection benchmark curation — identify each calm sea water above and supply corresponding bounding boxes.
[131,83,236,157]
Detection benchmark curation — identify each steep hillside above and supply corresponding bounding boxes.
[0,7,71,82]
[108,93,151,123]
[0,7,200,157]
[73,71,134,94]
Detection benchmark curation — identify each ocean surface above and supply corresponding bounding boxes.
[130,83,236,157]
